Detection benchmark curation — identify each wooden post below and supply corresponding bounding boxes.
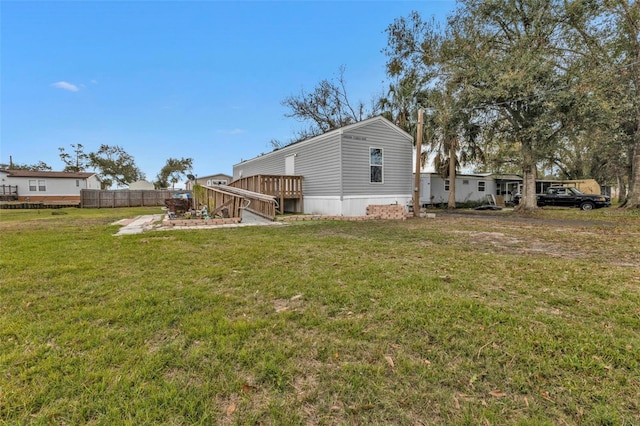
[299,177,303,214]
[279,176,284,215]
[413,108,424,217]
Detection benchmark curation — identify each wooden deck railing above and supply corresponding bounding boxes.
[197,185,277,221]
[229,175,303,214]
[0,185,18,201]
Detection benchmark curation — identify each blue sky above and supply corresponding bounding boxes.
[2,0,456,185]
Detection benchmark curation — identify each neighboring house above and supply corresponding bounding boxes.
[0,170,101,202]
[419,173,500,206]
[128,179,155,190]
[185,173,232,190]
[418,172,605,206]
[233,116,414,216]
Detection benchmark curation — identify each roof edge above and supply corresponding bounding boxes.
[234,115,413,167]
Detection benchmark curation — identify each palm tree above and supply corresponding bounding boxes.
[379,73,431,167]
[425,87,482,209]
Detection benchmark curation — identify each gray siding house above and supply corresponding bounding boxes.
[233,116,414,216]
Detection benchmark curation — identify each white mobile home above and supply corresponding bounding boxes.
[419,173,498,206]
[233,116,414,216]
[185,173,233,191]
[0,170,101,202]
[418,173,608,207]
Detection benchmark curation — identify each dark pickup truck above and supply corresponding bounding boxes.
[535,186,611,210]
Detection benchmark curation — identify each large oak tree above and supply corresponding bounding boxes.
[88,144,145,189]
[384,0,636,209]
[564,0,640,207]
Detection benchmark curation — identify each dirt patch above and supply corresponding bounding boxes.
[434,209,618,228]
[439,212,640,268]
[463,230,579,259]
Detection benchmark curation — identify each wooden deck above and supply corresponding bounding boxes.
[229,175,303,214]
[0,185,18,201]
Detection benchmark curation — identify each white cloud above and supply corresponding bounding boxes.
[51,81,80,92]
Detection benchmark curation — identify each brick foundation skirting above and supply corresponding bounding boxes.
[366,204,407,220]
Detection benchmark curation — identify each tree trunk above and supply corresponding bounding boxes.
[520,143,538,210]
[616,171,627,206]
[447,139,457,209]
[625,133,640,208]
[623,0,640,209]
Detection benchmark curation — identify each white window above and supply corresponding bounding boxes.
[478,181,486,192]
[444,179,450,191]
[463,179,469,185]
[76,179,80,187]
[29,180,37,191]
[370,148,383,183]
[38,180,46,191]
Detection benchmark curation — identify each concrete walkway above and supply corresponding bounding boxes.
[240,210,273,225]
[113,210,280,236]
[113,214,164,236]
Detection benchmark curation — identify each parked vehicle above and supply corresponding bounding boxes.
[515,186,610,210]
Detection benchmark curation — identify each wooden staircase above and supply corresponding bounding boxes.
[229,175,303,214]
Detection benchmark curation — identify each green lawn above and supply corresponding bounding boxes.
[1,207,639,425]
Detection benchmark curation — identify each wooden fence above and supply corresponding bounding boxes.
[81,189,188,208]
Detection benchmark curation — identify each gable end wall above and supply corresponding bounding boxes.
[341,120,413,196]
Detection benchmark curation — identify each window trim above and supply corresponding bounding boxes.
[444,179,450,191]
[478,181,486,192]
[38,180,46,192]
[369,147,383,184]
[29,180,37,192]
